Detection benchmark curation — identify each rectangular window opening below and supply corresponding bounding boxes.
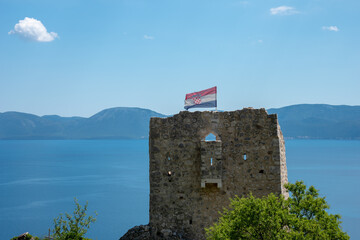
[205,182,218,188]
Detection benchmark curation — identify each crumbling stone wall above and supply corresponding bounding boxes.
[149,108,288,240]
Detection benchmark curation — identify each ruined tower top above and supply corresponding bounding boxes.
[149,108,288,239]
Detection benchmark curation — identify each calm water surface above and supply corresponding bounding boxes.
[0,140,359,239]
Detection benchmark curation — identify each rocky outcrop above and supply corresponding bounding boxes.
[119,224,190,240]
[11,232,38,240]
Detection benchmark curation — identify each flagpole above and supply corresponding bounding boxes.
[215,89,217,112]
[216,86,217,112]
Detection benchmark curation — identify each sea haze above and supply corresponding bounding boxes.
[0,139,359,239]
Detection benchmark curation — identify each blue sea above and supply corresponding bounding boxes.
[0,140,359,240]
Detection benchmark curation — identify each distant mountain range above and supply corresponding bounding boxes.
[268,104,360,140]
[0,107,165,139]
[0,104,359,140]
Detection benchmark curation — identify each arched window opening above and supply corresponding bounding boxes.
[205,133,217,141]
[243,153,247,161]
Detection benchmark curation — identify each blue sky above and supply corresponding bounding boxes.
[1,0,359,117]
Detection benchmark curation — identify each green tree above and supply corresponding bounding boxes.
[285,181,349,239]
[52,198,97,240]
[206,181,349,240]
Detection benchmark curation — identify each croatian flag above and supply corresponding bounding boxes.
[184,86,217,110]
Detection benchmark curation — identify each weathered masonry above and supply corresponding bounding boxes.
[149,108,288,240]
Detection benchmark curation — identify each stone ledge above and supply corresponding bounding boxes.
[119,224,192,240]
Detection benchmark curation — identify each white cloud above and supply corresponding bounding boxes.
[144,35,154,40]
[270,6,298,15]
[322,26,339,32]
[8,17,58,42]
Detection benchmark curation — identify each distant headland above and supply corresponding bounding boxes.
[0,104,359,140]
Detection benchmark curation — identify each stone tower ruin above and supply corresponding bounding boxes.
[148,108,288,239]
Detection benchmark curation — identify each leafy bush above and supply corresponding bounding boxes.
[206,181,349,240]
[52,198,97,240]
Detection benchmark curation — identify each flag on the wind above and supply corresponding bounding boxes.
[184,86,217,110]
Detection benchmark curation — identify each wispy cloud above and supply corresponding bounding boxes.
[322,26,339,32]
[233,1,249,6]
[270,6,298,15]
[8,17,58,42]
[251,39,264,45]
[144,35,154,40]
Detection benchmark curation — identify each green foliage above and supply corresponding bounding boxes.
[52,198,97,240]
[285,181,349,239]
[206,193,290,239]
[206,181,350,240]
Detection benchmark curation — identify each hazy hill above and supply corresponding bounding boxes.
[0,107,165,139]
[0,104,359,140]
[69,107,166,139]
[268,104,360,139]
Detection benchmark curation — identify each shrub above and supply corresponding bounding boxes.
[206,181,349,240]
[52,198,97,240]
